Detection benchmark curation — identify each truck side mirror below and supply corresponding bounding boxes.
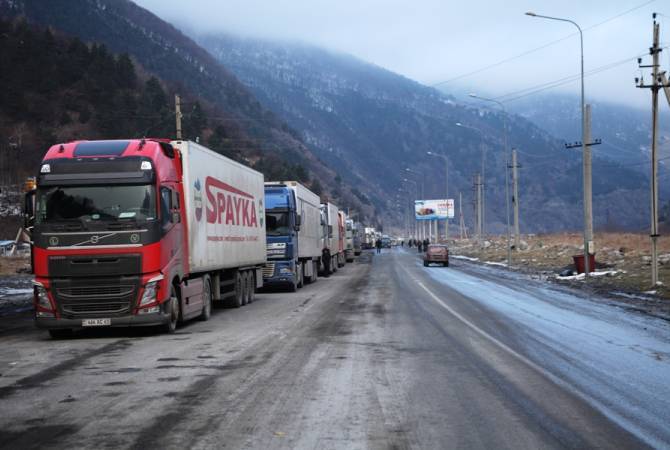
[295,214,301,230]
[24,191,35,229]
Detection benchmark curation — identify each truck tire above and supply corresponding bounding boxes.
[164,288,180,333]
[48,329,73,339]
[199,276,212,321]
[297,263,304,289]
[423,261,429,267]
[247,271,255,304]
[310,261,318,283]
[232,272,244,308]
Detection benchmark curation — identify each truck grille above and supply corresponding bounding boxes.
[263,263,275,279]
[55,284,136,316]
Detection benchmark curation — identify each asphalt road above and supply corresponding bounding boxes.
[0,248,668,449]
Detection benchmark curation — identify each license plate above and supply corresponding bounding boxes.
[82,318,111,327]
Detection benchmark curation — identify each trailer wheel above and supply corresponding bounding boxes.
[199,276,212,321]
[233,272,244,308]
[297,263,304,289]
[164,287,180,333]
[247,271,255,304]
[48,329,73,339]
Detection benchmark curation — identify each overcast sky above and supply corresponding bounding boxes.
[134,0,667,109]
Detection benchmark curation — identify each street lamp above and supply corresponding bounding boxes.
[455,122,486,237]
[405,168,428,240]
[402,178,419,239]
[469,93,512,267]
[427,151,450,241]
[525,11,592,276]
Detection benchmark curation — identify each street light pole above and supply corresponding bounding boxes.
[427,151,450,241]
[526,11,592,276]
[456,122,486,236]
[402,177,418,239]
[469,94,512,267]
[405,168,425,240]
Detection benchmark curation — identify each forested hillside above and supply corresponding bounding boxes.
[0,0,375,227]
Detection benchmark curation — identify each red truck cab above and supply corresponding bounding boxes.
[30,139,193,337]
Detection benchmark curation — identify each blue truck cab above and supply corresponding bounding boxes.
[263,184,301,290]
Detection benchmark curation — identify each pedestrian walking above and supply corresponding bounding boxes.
[375,238,382,254]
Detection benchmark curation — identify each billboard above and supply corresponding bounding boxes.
[415,199,454,220]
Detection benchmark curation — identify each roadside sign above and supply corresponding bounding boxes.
[415,199,454,220]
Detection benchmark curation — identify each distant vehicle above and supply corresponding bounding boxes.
[28,139,266,338]
[352,222,362,255]
[345,219,355,262]
[264,181,322,291]
[362,227,375,249]
[320,202,342,275]
[381,235,392,248]
[337,210,347,267]
[424,244,449,267]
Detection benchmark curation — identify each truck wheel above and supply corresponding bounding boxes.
[233,272,244,307]
[423,261,429,267]
[164,288,179,333]
[312,261,318,283]
[199,276,212,321]
[297,263,304,289]
[48,329,73,339]
[247,271,255,304]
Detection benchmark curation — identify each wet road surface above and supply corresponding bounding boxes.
[0,249,668,449]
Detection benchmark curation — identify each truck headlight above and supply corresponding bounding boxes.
[34,284,55,317]
[139,281,158,307]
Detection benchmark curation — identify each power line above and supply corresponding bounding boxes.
[495,53,650,103]
[432,0,657,87]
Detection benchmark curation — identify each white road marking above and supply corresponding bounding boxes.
[406,269,560,384]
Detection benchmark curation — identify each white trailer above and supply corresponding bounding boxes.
[320,202,341,274]
[345,218,355,262]
[175,140,266,307]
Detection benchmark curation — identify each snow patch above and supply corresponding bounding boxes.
[452,255,479,262]
[556,270,620,280]
[484,261,508,267]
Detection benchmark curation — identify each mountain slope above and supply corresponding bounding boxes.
[0,0,373,221]
[196,33,651,232]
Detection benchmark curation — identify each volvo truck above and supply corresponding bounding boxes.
[28,139,266,338]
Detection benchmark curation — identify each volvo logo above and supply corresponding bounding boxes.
[130,233,140,244]
[90,235,100,244]
[48,236,59,246]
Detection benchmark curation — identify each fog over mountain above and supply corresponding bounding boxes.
[135,0,661,109]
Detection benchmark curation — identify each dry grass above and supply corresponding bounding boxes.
[0,255,31,276]
[450,232,670,298]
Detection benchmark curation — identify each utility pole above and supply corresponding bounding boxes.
[565,104,600,273]
[636,14,669,286]
[474,173,483,240]
[459,191,467,239]
[511,149,521,248]
[175,94,183,140]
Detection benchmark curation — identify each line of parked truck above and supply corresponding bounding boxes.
[24,139,365,338]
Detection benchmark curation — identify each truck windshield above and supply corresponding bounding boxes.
[266,212,290,236]
[36,185,156,225]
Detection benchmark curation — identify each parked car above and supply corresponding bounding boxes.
[424,244,449,267]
